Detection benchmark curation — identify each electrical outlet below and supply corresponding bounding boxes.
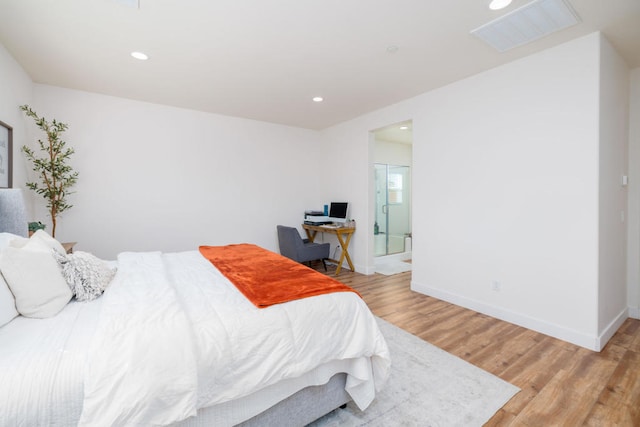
[491,281,501,292]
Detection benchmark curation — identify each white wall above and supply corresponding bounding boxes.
[597,35,630,344]
[0,43,34,215]
[415,33,606,349]
[28,85,324,259]
[324,32,630,350]
[628,67,640,319]
[374,139,412,166]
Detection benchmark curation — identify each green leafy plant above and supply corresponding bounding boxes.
[28,221,46,233]
[20,105,78,238]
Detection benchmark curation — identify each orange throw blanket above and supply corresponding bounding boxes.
[199,244,359,308]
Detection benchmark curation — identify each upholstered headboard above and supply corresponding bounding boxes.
[0,189,28,237]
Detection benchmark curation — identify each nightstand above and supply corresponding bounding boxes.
[62,242,77,254]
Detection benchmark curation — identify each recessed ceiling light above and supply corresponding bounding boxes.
[400,126,409,130]
[386,45,399,54]
[131,51,148,60]
[312,96,323,102]
[489,0,512,10]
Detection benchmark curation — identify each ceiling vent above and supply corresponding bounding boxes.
[470,0,581,52]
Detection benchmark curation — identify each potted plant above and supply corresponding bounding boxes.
[20,105,78,238]
[28,221,46,237]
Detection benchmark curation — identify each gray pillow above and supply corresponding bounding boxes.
[56,251,117,301]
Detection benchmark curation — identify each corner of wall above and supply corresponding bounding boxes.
[596,308,629,351]
[597,31,631,337]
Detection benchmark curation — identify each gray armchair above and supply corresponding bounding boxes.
[277,225,330,270]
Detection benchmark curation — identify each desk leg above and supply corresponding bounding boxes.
[335,232,354,275]
[305,229,317,243]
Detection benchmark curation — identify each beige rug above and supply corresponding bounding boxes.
[310,317,519,426]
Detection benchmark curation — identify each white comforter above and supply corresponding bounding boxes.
[77,251,390,426]
[0,297,101,426]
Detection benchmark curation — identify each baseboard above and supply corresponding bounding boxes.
[356,263,375,275]
[629,306,640,320]
[596,308,628,350]
[411,280,602,351]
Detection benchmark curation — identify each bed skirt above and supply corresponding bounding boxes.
[239,373,349,426]
[172,373,350,427]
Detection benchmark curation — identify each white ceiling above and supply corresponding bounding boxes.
[1,0,638,130]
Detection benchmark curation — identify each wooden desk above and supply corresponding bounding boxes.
[302,224,355,275]
[62,242,77,254]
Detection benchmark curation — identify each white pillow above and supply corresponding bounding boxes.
[10,229,67,255]
[0,232,22,326]
[0,247,72,318]
[0,273,18,327]
[56,251,116,301]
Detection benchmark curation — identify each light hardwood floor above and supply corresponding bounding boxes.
[318,265,640,426]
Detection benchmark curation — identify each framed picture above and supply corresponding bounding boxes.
[0,120,12,188]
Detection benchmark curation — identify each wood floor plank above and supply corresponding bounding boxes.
[510,344,623,426]
[319,266,640,426]
[483,409,517,427]
[629,333,640,354]
[585,349,640,426]
[492,336,578,417]
[465,327,541,376]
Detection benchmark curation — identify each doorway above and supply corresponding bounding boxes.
[371,120,412,263]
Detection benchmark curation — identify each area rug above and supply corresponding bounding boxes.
[375,260,412,276]
[310,317,519,426]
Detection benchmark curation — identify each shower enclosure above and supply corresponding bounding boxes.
[374,164,411,257]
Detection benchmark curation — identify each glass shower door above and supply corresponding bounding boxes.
[374,164,411,256]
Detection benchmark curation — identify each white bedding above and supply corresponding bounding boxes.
[0,297,102,426]
[0,250,390,427]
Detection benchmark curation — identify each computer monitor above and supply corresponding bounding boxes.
[329,202,348,223]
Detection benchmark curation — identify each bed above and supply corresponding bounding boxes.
[0,190,390,427]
